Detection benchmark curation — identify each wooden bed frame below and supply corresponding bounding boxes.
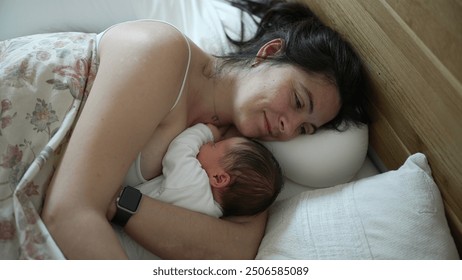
[299,0,462,255]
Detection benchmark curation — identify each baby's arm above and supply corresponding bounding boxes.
[162,123,213,175]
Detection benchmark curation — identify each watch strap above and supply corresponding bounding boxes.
[111,206,133,228]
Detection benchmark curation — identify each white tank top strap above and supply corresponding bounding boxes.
[170,26,191,111]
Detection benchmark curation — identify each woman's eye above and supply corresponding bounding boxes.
[300,124,317,135]
[295,93,302,109]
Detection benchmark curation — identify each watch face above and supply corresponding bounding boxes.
[119,187,142,212]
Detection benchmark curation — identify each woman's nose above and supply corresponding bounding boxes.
[280,112,307,138]
[279,115,294,136]
[279,119,285,133]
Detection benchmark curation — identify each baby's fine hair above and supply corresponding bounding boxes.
[219,139,284,216]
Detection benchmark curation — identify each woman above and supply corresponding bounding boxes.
[41,0,369,259]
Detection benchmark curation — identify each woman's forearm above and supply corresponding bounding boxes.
[42,200,128,259]
[124,195,267,259]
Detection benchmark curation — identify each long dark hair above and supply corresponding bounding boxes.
[221,0,370,130]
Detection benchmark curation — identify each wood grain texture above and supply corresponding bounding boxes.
[297,0,462,254]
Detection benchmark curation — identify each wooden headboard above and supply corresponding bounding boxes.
[298,0,462,254]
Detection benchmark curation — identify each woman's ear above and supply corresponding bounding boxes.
[254,38,285,65]
[210,172,231,189]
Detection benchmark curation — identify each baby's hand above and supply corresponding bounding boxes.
[220,125,241,139]
[206,123,221,141]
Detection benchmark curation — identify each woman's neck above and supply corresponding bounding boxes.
[187,56,236,127]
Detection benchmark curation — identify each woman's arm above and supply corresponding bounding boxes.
[42,21,190,259]
[123,196,268,259]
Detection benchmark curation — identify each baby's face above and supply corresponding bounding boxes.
[197,137,248,173]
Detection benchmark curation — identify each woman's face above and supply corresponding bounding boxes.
[234,64,341,141]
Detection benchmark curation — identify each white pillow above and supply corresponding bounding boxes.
[256,153,459,259]
[261,124,369,188]
[0,0,256,55]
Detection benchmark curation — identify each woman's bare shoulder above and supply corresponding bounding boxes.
[99,20,190,67]
[84,21,192,149]
[96,20,191,107]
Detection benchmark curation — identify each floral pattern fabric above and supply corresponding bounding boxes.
[0,32,98,259]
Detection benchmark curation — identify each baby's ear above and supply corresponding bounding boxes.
[210,172,231,189]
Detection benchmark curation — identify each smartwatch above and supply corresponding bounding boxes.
[111,186,142,227]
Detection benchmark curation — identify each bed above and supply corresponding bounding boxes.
[0,0,460,259]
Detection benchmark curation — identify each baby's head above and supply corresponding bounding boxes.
[198,137,284,216]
